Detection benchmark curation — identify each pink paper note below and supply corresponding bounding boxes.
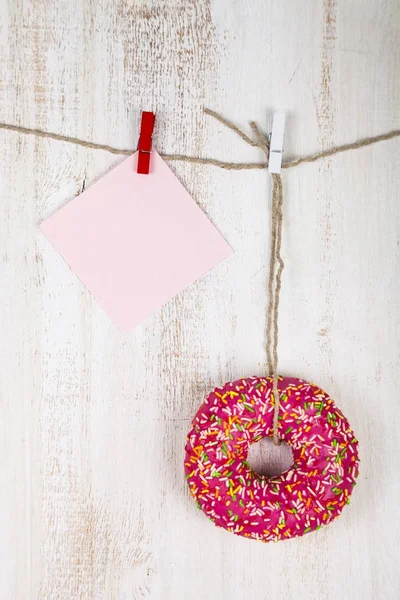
[40,152,232,332]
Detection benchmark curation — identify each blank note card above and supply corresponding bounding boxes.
[40,152,232,332]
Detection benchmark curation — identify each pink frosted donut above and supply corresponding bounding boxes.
[185,376,359,542]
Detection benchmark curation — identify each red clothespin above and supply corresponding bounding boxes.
[137,111,156,174]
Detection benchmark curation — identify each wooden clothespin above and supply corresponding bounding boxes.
[268,112,285,174]
[137,111,156,174]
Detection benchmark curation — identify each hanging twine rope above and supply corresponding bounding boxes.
[1,110,399,444]
[1,110,399,169]
[241,117,284,445]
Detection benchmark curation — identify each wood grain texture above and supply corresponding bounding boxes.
[0,1,399,598]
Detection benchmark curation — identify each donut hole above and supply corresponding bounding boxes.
[247,437,294,477]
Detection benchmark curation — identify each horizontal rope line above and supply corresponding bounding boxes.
[1,120,399,171]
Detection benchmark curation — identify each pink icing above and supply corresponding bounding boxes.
[185,376,359,542]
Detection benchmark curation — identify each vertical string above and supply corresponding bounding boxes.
[266,183,277,376]
[251,117,285,446]
[270,174,284,445]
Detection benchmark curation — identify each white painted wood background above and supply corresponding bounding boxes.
[0,1,399,598]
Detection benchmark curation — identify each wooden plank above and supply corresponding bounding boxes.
[0,0,399,598]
